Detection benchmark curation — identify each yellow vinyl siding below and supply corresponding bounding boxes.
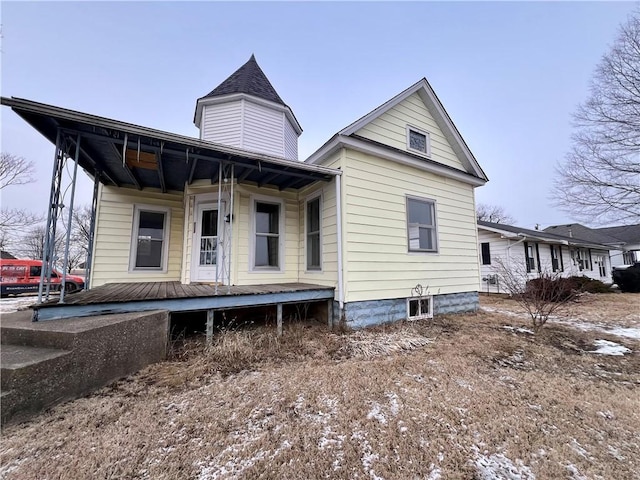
[356,92,465,171]
[343,149,479,303]
[234,184,300,284]
[91,186,184,287]
[297,151,342,288]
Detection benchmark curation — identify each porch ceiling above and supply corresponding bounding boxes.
[2,97,339,192]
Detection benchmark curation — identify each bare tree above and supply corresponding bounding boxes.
[0,153,42,255]
[0,152,35,189]
[71,205,92,257]
[553,11,640,224]
[492,258,579,331]
[476,203,515,224]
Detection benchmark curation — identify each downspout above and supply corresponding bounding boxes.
[335,172,344,314]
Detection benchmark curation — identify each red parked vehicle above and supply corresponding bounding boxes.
[0,259,85,296]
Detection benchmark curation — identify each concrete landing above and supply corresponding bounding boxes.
[1,309,169,425]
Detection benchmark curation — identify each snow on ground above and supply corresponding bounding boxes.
[589,340,631,356]
[0,296,37,314]
[481,306,640,341]
[473,447,535,480]
[502,326,535,335]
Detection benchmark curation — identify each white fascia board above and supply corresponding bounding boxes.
[194,93,302,135]
[307,134,486,187]
[338,78,487,181]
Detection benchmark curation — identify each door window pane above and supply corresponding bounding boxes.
[201,210,218,237]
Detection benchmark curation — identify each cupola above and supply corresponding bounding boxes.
[194,55,302,160]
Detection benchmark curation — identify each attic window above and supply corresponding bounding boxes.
[407,126,430,156]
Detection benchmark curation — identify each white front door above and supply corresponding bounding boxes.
[191,202,222,283]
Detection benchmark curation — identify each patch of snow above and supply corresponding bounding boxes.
[503,325,535,335]
[589,340,631,356]
[455,379,473,391]
[0,295,36,314]
[437,451,444,462]
[397,420,408,433]
[605,327,640,340]
[597,410,614,420]
[386,392,400,416]
[427,465,442,480]
[474,451,535,480]
[566,463,588,480]
[367,403,387,425]
[608,445,625,461]
[568,439,592,460]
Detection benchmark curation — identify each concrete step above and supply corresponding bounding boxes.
[1,344,72,391]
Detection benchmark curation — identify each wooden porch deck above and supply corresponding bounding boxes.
[32,282,335,322]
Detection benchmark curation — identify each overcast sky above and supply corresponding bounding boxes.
[1,1,635,229]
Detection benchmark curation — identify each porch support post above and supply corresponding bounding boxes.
[38,129,62,305]
[206,309,214,344]
[84,173,100,290]
[59,133,81,304]
[277,303,283,337]
[215,163,223,295]
[327,299,333,329]
[227,164,234,293]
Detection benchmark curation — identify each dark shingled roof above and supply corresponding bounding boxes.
[199,55,286,106]
[593,224,640,245]
[543,224,624,246]
[478,220,611,248]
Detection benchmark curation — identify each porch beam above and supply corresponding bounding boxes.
[157,147,166,193]
[65,133,119,187]
[187,158,198,185]
[258,172,281,188]
[110,142,141,189]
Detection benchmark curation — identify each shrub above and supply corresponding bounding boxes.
[566,276,612,294]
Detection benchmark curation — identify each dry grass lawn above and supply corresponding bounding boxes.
[1,293,639,479]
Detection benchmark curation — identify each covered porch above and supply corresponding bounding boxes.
[1,97,344,322]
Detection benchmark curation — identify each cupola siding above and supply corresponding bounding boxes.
[194,56,301,160]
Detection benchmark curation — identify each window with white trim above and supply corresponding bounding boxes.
[406,125,431,156]
[407,196,437,252]
[253,200,281,269]
[481,242,491,265]
[306,195,322,271]
[593,254,607,277]
[130,206,170,271]
[407,296,433,320]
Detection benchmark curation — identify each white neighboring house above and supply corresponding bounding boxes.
[477,221,613,294]
[545,223,640,268]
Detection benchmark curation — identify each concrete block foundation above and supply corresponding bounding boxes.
[338,291,479,328]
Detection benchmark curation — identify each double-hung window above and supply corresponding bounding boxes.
[306,195,322,271]
[524,241,538,273]
[407,196,438,252]
[254,200,281,269]
[130,206,169,271]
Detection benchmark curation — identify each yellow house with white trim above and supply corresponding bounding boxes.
[3,55,488,326]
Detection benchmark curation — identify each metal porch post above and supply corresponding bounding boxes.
[277,303,283,337]
[206,309,214,344]
[84,173,100,290]
[59,134,81,304]
[38,130,65,305]
[215,164,223,295]
[227,164,234,294]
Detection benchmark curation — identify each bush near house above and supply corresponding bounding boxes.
[613,263,640,293]
[526,276,612,303]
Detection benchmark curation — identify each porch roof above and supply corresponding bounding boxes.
[1,97,339,192]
